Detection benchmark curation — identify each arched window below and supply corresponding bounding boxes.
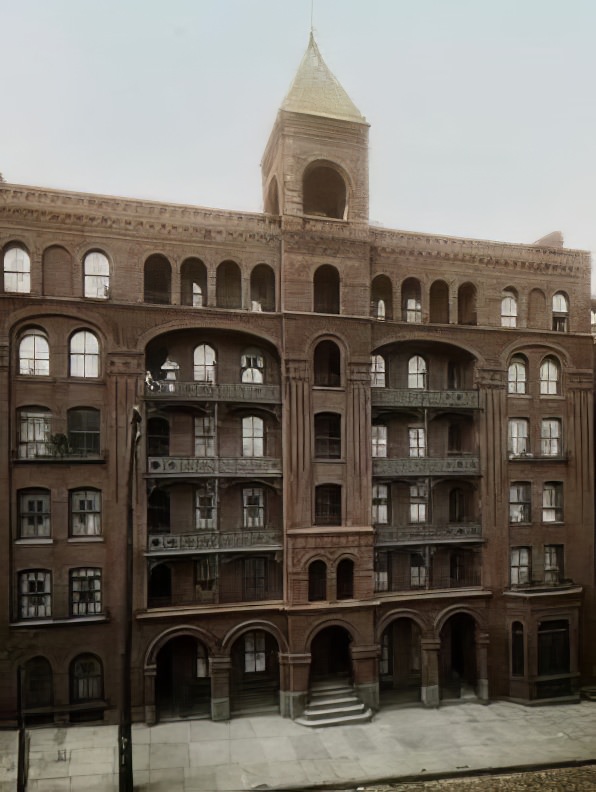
[314,340,341,387]
[70,654,103,703]
[540,356,560,395]
[216,260,241,308]
[23,657,53,714]
[501,290,517,327]
[314,413,341,459]
[19,489,51,538]
[69,568,102,616]
[194,344,216,383]
[241,348,264,383]
[148,564,172,608]
[336,559,354,599]
[429,280,449,324]
[511,622,524,676]
[458,283,477,325]
[4,244,30,293]
[242,416,264,457]
[144,254,171,304]
[69,330,100,378]
[83,251,110,299]
[180,258,207,307]
[313,265,340,314]
[552,292,569,332]
[303,164,347,219]
[371,275,393,320]
[70,489,102,537]
[449,488,465,522]
[19,570,51,619]
[148,489,170,533]
[370,354,386,388]
[308,560,327,601]
[250,264,275,312]
[408,355,427,389]
[402,278,422,323]
[508,356,527,395]
[314,484,341,526]
[147,417,170,456]
[18,407,52,459]
[19,330,49,376]
[67,407,100,456]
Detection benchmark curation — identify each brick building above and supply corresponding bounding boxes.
[1,35,594,727]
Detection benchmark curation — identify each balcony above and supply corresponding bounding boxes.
[376,522,482,546]
[145,381,281,403]
[373,456,480,477]
[146,528,283,555]
[147,456,282,477]
[371,389,479,410]
[375,571,481,593]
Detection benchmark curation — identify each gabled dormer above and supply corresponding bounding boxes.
[262,34,369,225]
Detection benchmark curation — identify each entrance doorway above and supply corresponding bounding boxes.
[379,618,421,704]
[155,636,211,721]
[310,626,352,681]
[230,630,279,714]
[440,613,477,699]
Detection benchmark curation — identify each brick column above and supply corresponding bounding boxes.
[210,656,231,721]
[475,630,490,703]
[144,668,156,725]
[278,652,310,718]
[421,638,440,707]
[351,643,380,710]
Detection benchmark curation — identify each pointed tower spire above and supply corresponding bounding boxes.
[282,33,366,124]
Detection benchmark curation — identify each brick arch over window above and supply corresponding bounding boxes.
[313,339,341,387]
[221,620,289,654]
[433,604,487,635]
[303,161,347,219]
[145,624,220,668]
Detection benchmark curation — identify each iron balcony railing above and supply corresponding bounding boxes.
[375,572,481,593]
[146,456,282,476]
[145,381,281,403]
[375,522,482,545]
[371,389,480,410]
[146,527,283,554]
[373,456,480,477]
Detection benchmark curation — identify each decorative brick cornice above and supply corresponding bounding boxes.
[371,227,588,276]
[0,184,280,247]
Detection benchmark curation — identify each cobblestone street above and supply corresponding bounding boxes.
[356,764,596,791]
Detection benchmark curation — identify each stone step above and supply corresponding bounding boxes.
[307,694,360,709]
[303,702,367,719]
[295,708,374,728]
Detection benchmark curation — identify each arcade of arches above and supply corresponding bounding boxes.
[142,612,489,723]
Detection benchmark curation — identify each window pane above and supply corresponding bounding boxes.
[84,252,110,299]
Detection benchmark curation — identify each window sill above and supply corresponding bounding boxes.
[11,615,108,628]
[67,536,104,543]
[15,538,54,545]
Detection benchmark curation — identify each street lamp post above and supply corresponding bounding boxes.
[119,406,141,791]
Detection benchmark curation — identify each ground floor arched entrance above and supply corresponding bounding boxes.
[230,629,279,714]
[439,613,477,699]
[379,618,422,704]
[155,635,211,721]
[310,626,352,681]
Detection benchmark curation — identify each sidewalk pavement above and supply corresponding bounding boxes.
[4,699,596,792]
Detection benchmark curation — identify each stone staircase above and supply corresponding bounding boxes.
[295,677,373,727]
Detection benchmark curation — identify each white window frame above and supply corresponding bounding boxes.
[508,418,529,457]
[70,330,100,378]
[540,357,560,395]
[193,344,216,383]
[83,251,110,299]
[541,419,562,457]
[243,487,264,529]
[18,410,51,459]
[509,482,531,524]
[70,567,102,616]
[408,355,427,390]
[372,484,388,524]
[19,570,51,619]
[19,331,49,376]
[370,355,386,388]
[242,416,264,457]
[542,482,563,523]
[408,426,426,458]
[195,486,216,530]
[70,489,102,536]
[194,416,215,457]
[19,490,51,538]
[409,483,427,524]
[371,424,387,458]
[501,291,517,327]
[510,547,531,586]
[507,357,527,395]
[244,630,266,673]
[4,245,31,293]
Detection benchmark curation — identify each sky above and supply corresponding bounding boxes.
[2,0,596,290]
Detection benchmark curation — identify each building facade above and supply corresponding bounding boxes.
[1,36,594,727]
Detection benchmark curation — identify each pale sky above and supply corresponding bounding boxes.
[2,1,595,290]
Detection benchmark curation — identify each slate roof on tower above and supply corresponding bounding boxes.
[282,33,366,124]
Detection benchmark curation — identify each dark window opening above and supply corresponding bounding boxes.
[371,275,393,320]
[314,413,341,459]
[181,258,207,307]
[313,265,340,314]
[144,255,171,304]
[315,484,341,526]
[402,278,422,322]
[538,620,570,676]
[314,340,341,387]
[250,264,275,312]
[429,280,449,324]
[147,417,170,456]
[216,260,242,308]
[308,560,327,601]
[336,559,354,599]
[458,283,477,325]
[303,165,346,219]
[67,408,100,456]
[148,489,170,533]
[148,564,172,608]
[511,622,524,677]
